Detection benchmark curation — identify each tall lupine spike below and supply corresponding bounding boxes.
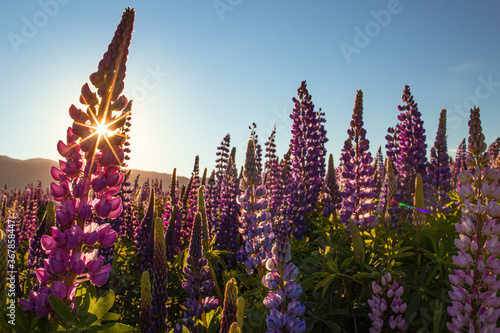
[237,138,273,276]
[140,271,153,333]
[148,217,168,333]
[322,154,341,219]
[287,80,327,239]
[20,8,133,318]
[178,212,219,331]
[348,219,365,263]
[451,138,467,188]
[205,170,217,238]
[446,106,500,332]
[162,169,177,240]
[0,239,6,307]
[339,90,376,227]
[216,134,232,188]
[220,278,238,333]
[412,173,425,228]
[216,156,241,268]
[27,202,55,277]
[428,109,452,214]
[135,189,155,273]
[368,273,408,332]
[387,85,429,224]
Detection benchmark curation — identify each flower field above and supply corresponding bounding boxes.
[2,7,500,333]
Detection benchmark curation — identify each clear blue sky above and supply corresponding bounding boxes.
[1,1,499,178]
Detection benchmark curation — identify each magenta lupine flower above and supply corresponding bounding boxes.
[428,109,452,214]
[446,107,500,332]
[451,138,467,189]
[20,8,134,318]
[385,85,428,225]
[368,273,408,333]
[237,138,274,276]
[339,90,376,227]
[287,81,327,239]
[263,219,306,333]
[178,213,219,331]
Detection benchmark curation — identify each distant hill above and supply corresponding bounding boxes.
[0,155,189,191]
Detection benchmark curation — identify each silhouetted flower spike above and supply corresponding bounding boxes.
[140,271,152,333]
[148,217,168,333]
[428,109,452,214]
[322,154,341,219]
[339,90,376,227]
[487,137,500,167]
[451,138,467,188]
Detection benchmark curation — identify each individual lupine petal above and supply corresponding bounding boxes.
[284,282,302,299]
[50,281,67,300]
[90,263,111,287]
[36,268,51,285]
[70,252,85,275]
[41,235,58,252]
[65,225,83,250]
[84,222,99,246]
[263,290,283,309]
[97,224,117,247]
[262,271,280,290]
[78,198,93,221]
[266,309,282,331]
[287,299,306,316]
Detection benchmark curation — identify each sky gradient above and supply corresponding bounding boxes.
[1,1,499,178]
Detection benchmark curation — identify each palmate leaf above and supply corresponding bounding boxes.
[49,295,80,328]
[88,290,115,321]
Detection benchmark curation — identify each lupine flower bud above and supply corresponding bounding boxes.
[412,173,425,228]
[220,278,238,333]
[140,271,152,333]
[348,219,365,263]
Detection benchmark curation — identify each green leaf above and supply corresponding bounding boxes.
[49,295,80,328]
[96,323,135,332]
[433,301,443,333]
[88,290,115,321]
[100,312,121,322]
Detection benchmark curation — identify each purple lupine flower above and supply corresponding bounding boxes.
[368,273,408,332]
[179,212,219,330]
[385,85,428,225]
[451,138,467,189]
[147,217,168,333]
[164,169,182,259]
[264,126,278,188]
[135,189,155,273]
[322,154,341,219]
[28,202,55,277]
[447,107,500,332]
[20,8,134,318]
[237,138,274,276]
[428,109,452,214]
[263,218,306,333]
[339,90,376,227]
[287,81,327,239]
[20,189,38,244]
[216,156,241,268]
